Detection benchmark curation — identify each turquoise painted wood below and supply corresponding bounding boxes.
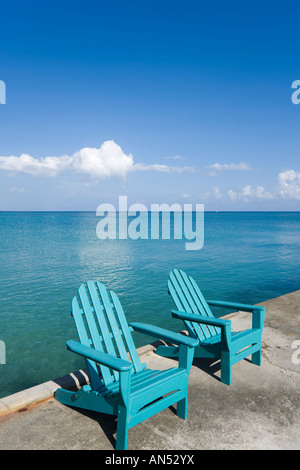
[156,269,265,385]
[55,281,198,450]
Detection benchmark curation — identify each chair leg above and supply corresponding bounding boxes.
[177,395,188,420]
[220,352,232,385]
[252,347,262,366]
[116,406,130,450]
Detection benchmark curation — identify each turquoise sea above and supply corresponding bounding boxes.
[0,211,300,399]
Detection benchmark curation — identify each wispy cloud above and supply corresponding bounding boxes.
[213,187,223,199]
[0,140,195,181]
[133,163,195,174]
[207,162,255,175]
[164,155,186,161]
[229,185,275,201]
[9,186,24,193]
[208,184,274,201]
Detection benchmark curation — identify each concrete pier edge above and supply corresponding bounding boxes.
[0,342,157,418]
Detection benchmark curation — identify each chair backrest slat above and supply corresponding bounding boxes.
[96,282,132,363]
[173,270,213,339]
[71,296,104,388]
[110,291,144,373]
[178,270,219,337]
[168,275,205,341]
[71,281,144,388]
[85,282,119,383]
[169,269,220,340]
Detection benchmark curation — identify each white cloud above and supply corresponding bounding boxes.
[227,184,275,201]
[0,153,71,177]
[9,186,24,193]
[164,155,186,160]
[226,169,300,203]
[191,168,300,204]
[207,162,254,174]
[227,189,238,201]
[72,141,133,179]
[278,169,300,200]
[133,163,195,174]
[0,140,195,181]
[241,185,274,200]
[213,187,223,199]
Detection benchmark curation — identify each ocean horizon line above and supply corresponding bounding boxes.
[1,210,300,214]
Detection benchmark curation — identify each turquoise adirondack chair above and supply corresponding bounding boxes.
[156,269,265,385]
[55,281,198,450]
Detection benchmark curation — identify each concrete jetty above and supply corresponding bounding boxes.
[0,289,299,450]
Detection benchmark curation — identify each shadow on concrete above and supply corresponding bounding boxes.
[66,405,118,448]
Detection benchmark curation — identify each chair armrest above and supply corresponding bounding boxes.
[129,322,199,348]
[66,340,133,372]
[171,310,231,328]
[207,300,265,313]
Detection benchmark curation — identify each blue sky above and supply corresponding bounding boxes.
[0,0,300,210]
